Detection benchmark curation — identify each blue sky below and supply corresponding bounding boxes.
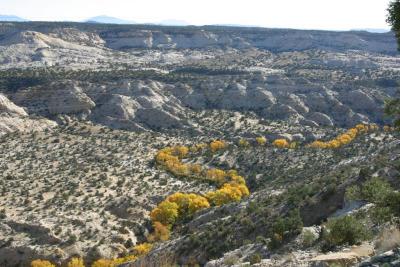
[0,0,392,30]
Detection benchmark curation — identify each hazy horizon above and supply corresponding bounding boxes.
[0,0,392,31]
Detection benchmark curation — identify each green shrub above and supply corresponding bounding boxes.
[249,253,262,264]
[269,209,303,249]
[361,177,392,204]
[345,178,400,223]
[223,254,239,266]
[323,215,371,246]
[302,229,317,247]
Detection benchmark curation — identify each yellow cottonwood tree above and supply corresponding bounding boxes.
[238,138,250,147]
[133,243,153,256]
[210,140,226,152]
[189,164,202,175]
[173,146,189,158]
[31,260,56,267]
[148,221,170,241]
[166,192,210,217]
[67,258,85,267]
[91,259,115,267]
[206,168,227,184]
[150,200,179,226]
[273,139,289,148]
[206,183,249,206]
[256,136,267,146]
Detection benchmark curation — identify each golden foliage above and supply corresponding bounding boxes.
[133,242,153,256]
[206,183,250,206]
[309,124,375,149]
[31,260,56,267]
[206,168,227,184]
[227,170,246,184]
[150,200,179,226]
[151,193,210,229]
[238,138,250,147]
[210,140,226,152]
[289,142,297,149]
[91,259,115,267]
[189,143,208,153]
[273,139,289,148]
[155,150,179,165]
[309,140,327,149]
[152,139,252,246]
[111,255,137,265]
[91,255,137,267]
[148,221,170,242]
[189,164,202,175]
[67,258,85,267]
[356,123,368,132]
[383,125,395,132]
[255,136,267,146]
[166,192,210,217]
[173,146,189,158]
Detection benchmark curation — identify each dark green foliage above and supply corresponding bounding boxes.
[383,191,400,216]
[0,68,194,93]
[249,253,262,264]
[269,209,303,249]
[172,67,246,76]
[346,177,400,223]
[360,177,393,204]
[386,1,400,126]
[286,184,318,206]
[387,0,400,50]
[323,215,371,246]
[385,96,400,128]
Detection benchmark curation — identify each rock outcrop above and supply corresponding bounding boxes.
[0,93,56,136]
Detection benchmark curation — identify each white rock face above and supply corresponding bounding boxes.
[0,94,56,136]
[7,73,387,130]
[0,94,27,116]
[100,27,397,54]
[0,25,394,129]
[220,87,276,109]
[136,108,183,129]
[93,94,139,120]
[342,89,378,112]
[308,112,334,127]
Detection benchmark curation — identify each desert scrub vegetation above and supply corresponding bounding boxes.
[322,215,371,248]
[346,177,400,223]
[268,209,303,249]
[26,123,398,266]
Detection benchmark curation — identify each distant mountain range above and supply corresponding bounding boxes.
[0,15,392,33]
[86,16,190,26]
[0,15,28,22]
[85,15,136,24]
[351,28,390,33]
[158,19,190,26]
